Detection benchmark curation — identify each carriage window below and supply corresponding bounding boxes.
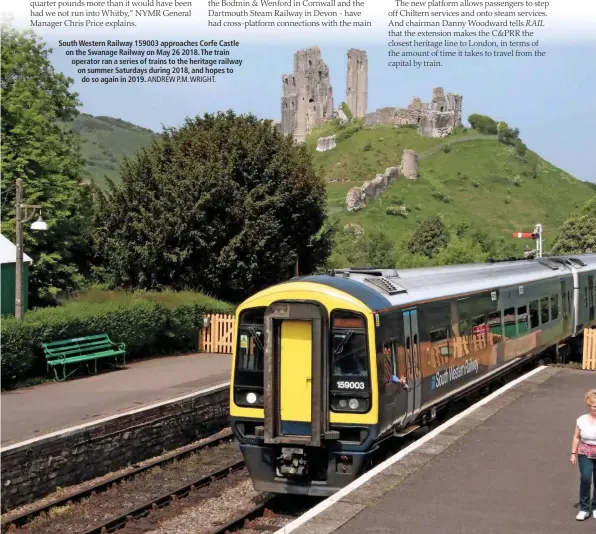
[517,305,529,334]
[382,342,396,382]
[430,327,449,343]
[551,294,559,320]
[236,308,265,371]
[488,310,503,336]
[331,312,368,377]
[540,298,549,325]
[529,301,539,329]
[503,307,515,337]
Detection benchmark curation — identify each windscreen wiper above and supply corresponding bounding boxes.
[333,330,354,356]
[248,327,264,351]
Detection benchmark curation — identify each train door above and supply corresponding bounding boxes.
[403,308,422,421]
[262,301,329,447]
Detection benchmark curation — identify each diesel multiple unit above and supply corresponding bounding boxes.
[229,254,596,496]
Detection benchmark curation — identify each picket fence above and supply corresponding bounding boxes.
[583,328,596,371]
[199,313,235,354]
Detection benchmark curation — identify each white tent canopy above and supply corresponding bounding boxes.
[0,234,32,264]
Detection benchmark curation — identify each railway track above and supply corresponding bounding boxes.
[81,460,246,534]
[1,429,237,534]
[210,495,315,534]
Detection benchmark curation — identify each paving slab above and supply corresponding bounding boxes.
[0,352,232,446]
[285,366,596,534]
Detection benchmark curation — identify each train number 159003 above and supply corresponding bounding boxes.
[337,381,365,390]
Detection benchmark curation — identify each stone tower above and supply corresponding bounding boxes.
[281,46,334,143]
[446,92,463,127]
[430,87,447,112]
[346,48,368,118]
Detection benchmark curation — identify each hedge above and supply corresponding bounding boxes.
[0,289,235,388]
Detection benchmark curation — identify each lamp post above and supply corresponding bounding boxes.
[15,178,47,319]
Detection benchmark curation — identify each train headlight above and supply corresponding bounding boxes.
[246,392,257,404]
[348,398,359,410]
[339,399,347,408]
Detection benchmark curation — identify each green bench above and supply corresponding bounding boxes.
[42,333,127,381]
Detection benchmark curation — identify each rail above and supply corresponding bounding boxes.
[0,430,235,533]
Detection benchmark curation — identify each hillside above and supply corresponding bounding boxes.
[308,120,596,252]
[70,112,595,254]
[71,113,157,188]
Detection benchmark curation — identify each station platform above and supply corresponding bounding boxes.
[279,366,596,534]
[0,352,232,447]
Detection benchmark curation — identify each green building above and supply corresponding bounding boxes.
[1,234,32,317]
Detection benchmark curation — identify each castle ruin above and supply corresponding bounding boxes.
[280,46,463,142]
[364,87,463,137]
[346,49,368,118]
[345,149,420,212]
[281,46,334,143]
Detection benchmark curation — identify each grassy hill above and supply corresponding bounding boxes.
[307,120,596,252]
[71,113,157,188]
[71,112,595,254]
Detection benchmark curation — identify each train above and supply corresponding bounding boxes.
[228,254,596,496]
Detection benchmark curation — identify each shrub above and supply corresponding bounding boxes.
[0,290,234,388]
[468,114,498,135]
[340,101,353,120]
[386,205,408,217]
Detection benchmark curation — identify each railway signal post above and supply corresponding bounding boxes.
[513,223,543,258]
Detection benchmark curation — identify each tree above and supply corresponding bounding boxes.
[1,24,90,306]
[91,111,333,302]
[407,215,450,259]
[551,197,596,255]
[434,235,487,265]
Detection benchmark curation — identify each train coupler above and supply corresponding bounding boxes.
[276,447,309,477]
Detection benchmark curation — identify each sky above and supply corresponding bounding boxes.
[3,1,596,183]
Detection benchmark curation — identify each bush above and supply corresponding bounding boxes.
[1,290,234,388]
[468,113,498,135]
[340,101,353,120]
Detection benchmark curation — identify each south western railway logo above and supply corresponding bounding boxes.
[431,359,479,390]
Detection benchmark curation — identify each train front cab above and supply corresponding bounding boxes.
[229,286,380,497]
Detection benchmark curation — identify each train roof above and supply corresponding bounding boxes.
[296,254,596,311]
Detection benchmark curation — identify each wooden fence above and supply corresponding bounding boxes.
[199,313,235,354]
[583,328,596,371]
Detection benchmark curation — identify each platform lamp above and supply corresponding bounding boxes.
[15,177,47,320]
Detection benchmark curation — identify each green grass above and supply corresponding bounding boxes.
[308,121,596,251]
[70,113,157,188]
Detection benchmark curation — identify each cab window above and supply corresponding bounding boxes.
[331,311,368,377]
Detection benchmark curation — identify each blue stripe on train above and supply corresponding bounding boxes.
[300,275,392,312]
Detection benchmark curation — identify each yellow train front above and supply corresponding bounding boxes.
[228,275,384,497]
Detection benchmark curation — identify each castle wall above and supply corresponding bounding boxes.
[363,86,463,138]
[280,46,333,143]
[346,49,368,118]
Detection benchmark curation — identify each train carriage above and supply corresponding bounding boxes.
[229,254,596,496]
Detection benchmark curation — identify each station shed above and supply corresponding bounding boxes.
[0,233,32,316]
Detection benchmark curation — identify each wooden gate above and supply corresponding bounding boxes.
[583,328,596,371]
[199,313,235,354]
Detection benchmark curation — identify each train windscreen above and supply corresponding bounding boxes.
[234,307,265,407]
